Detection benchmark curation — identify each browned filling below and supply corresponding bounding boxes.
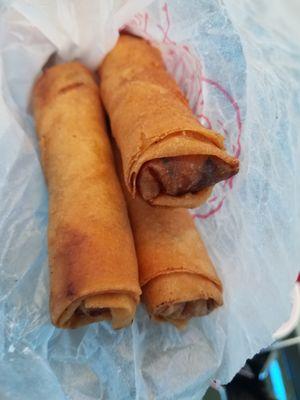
[156,299,215,320]
[75,306,111,318]
[137,155,239,201]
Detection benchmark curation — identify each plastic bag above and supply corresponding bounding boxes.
[0,0,299,398]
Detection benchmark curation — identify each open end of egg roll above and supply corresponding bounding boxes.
[142,272,223,328]
[56,293,136,329]
[100,34,240,208]
[137,154,239,202]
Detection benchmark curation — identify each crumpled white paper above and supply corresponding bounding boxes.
[0,0,299,399]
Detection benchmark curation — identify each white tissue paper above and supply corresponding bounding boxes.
[0,0,299,398]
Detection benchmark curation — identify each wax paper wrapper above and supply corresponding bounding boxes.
[0,0,299,399]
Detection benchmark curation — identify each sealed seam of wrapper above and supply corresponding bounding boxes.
[0,1,299,399]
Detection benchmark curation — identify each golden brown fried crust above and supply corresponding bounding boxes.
[124,187,223,326]
[99,34,239,208]
[33,62,141,329]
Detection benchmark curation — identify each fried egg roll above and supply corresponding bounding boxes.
[33,62,141,329]
[123,182,223,327]
[99,34,239,208]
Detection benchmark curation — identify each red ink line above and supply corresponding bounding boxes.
[209,195,218,203]
[196,86,203,104]
[144,13,149,34]
[157,2,175,44]
[201,77,242,158]
[163,2,170,43]
[198,114,212,129]
[188,73,195,97]
[157,26,174,44]
[193,197,225,220]
[195,58,202,77]
[178,61,187,88]
[201,77,241,129]
[183,44,191,53]
[156,24,166,41]
[174,56,182,75]
[193,77,203,113]
[199,78,241,198]
[156,25,168,42]
[216,119,229,136]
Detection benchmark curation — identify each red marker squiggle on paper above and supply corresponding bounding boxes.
[156,3,175,45]
[192,76,242,218]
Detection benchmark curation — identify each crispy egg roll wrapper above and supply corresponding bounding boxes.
[100,34,239,208]
[33,62,141,329]
[121,171,223,326]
